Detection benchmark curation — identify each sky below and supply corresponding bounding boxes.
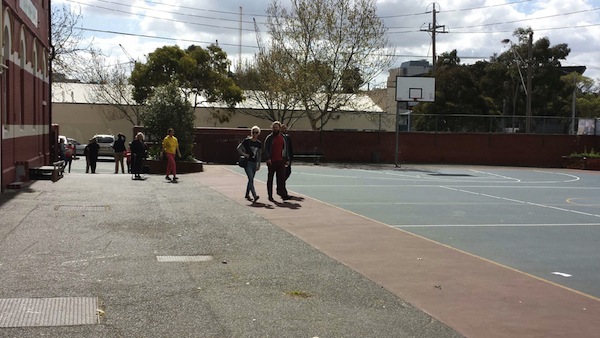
[54,0,600,88]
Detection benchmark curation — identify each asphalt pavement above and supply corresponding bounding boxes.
[0,159,461,337]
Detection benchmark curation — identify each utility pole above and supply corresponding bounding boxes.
[525,31,533,133]
[239,6,242,72]
[421,3,447,70]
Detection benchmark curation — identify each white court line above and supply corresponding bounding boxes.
[288,184,600,190]
[297,172,360,179]
[395,223,600,228]
[337,202,522,205]
[440,186,600,219]
[533,170,581,183]
[445,186,600,190]
[470,169,521,182]
[297,169,581,184]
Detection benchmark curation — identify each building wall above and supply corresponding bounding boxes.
[1,1,51,190]
[52,103,396,146]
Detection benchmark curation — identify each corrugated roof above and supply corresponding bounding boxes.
[51,82,383,112]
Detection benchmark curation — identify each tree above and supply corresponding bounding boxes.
[412,50,500,132]
[80,51,143,126]
[562,72,600,119]
[492,28,571,117]
[51,4,95,78]
[130,44,243,122]
[140,81,196,160]
[234,48,307,127]
[266,0,394,130]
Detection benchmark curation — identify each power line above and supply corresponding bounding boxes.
[379,0,534,18]
[451,7,600,30]
[77,27,258,49]
[442,22,600,34]
[63,0,260,32]
[443,0,534,13]
[143,0,268,18]
[81,0,261,25]
[76,26,491,61]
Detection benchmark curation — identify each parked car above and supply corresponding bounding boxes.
[66,138,85,156]
[93,134,115,157]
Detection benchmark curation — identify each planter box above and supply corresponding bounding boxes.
[561,156,600,170]
[145,159,204,174]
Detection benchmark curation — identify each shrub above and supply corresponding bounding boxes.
[568,148,600,158]
[140,81,196,160]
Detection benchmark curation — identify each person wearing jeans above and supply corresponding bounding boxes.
[162,128,181,182]
[263,121,290,202]
[237,126,262,202]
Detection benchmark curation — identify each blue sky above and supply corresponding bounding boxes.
[55,0,600,86]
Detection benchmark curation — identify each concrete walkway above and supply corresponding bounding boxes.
[0,164,460,337]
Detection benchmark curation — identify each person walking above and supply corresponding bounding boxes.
[85,138,100,174]
[64,142,74,173]
[281,124,294,180]
[162,128,181,182]
[130,132,148,179]
[58,137,66,162]
[112,133,127,174]
[264,121,290,202]
[237,126,262,203]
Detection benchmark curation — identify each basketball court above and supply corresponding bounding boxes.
[203,163,600,337]
[284,164,600,298]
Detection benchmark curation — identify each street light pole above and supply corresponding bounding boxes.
[525,31,533,133]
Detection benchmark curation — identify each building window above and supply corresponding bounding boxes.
[20,38,25,127]
[2,27,9,130]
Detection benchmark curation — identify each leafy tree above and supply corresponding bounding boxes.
[562,72,600,119]
[412,50,500,132]
[490,28,571,118]
[130,44,243,122]
[233,48,307,127]
[140,81,196,160]
[341,67,363,93]
[266,0,394,130]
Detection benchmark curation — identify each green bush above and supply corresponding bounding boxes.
[568,148,600,158]
[140,81,196,160]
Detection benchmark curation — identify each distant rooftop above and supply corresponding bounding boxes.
[51,82,383,113]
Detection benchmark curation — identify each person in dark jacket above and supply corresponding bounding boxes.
[113,133,127,174]
[130,132,148,179]
[263,121,290,202]
[85,138,100,174]
[281,124,293,180]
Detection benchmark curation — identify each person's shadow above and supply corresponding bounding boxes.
[269,200,301,210]
[249,201,275,209]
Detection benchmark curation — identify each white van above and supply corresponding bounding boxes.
[93,134,115,157]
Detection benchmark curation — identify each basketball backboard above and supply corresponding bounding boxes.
[395,76,435,102]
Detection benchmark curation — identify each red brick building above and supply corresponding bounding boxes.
[1,0,51,191]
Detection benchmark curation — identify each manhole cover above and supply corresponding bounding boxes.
[156,255,213,262]
[54,205,110,212]
[0,297,100,327]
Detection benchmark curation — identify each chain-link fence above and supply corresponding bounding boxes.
[404,114,596,135]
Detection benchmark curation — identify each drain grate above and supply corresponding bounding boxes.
[54,205,110,212]
[0,297,100,327]
[156,255,213,262]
